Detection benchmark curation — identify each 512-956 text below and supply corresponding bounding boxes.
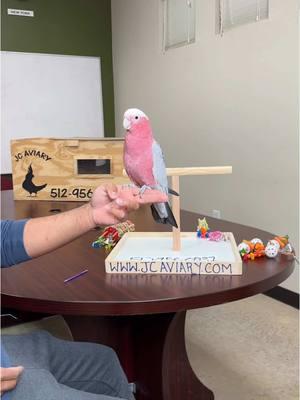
[50,188,93,199]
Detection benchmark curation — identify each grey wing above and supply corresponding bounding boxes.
[151,141,169,219]
[152,141,168,195]
[151,141,178,227]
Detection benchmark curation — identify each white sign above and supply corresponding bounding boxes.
[1,51,104,174]
[7,8,34,17]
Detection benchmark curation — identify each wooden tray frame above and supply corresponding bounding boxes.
[105,232,242,275]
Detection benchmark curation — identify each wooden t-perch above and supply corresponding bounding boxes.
[166,166,232,251]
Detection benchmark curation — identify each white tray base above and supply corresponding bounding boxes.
[105,232,242,275]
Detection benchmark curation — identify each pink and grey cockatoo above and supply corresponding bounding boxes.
[123,108,178,228]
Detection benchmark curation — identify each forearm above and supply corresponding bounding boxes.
[20,184,167,260]
[24,203,95,258]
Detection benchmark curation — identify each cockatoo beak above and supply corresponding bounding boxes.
[123,118,131,131]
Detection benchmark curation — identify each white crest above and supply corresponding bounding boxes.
[123,108,149,120]
[123,108,149,130]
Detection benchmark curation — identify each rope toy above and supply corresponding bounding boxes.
[92,220,135,251]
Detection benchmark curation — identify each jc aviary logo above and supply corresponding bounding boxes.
[22,164,47,197]
[14,149,52,162]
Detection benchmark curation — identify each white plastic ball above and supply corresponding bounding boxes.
[265,244,279,258]
[267,239,280,251]
[251,238,263,245]
[238,242,250,254]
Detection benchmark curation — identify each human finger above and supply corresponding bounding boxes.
[105,183,119,200]
[137,190,168,204]
[109,206,126,221]
[0,366,24,381]
[116,186,139,202]
[118,188,167,203]
[127,186,140,196]
[0,366,23,394]
[115,198,139,212]
[1,379,18,393]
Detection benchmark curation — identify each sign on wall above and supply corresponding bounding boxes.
[1,52,104,174]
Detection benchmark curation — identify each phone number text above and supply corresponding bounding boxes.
[50,188,93,199]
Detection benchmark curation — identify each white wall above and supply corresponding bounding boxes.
[112,0,299,293]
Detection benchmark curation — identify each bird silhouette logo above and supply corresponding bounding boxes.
[22,164,47,196]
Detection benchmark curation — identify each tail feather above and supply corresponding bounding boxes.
[150,204,164,224]
[168,188,179,196]
[150,203,178,228]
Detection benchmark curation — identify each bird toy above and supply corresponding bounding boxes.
[238,235,295,261]
[197,217,209,238]
[92,220,135,252]
[196,217,225,241]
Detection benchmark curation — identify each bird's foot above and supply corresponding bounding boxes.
[121,183,138,190]
[139,185,154,197]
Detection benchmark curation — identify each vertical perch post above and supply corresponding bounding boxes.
[171,175,181,251]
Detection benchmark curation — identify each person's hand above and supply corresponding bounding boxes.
[0,366,24,395]
[89,184,168,226]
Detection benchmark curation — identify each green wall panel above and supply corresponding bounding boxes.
[1,0,115,136]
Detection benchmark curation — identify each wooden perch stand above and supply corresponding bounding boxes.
[107,166,241,275]
[166,166,232,251]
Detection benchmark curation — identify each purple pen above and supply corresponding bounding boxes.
[64,269,88,283]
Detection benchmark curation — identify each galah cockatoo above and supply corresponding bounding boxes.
[123,108,178,228]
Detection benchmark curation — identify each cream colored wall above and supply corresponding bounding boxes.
[112,0,299,293]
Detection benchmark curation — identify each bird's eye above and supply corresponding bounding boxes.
[135,116,138,119]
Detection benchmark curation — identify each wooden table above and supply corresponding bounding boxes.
[1,191,295,400]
